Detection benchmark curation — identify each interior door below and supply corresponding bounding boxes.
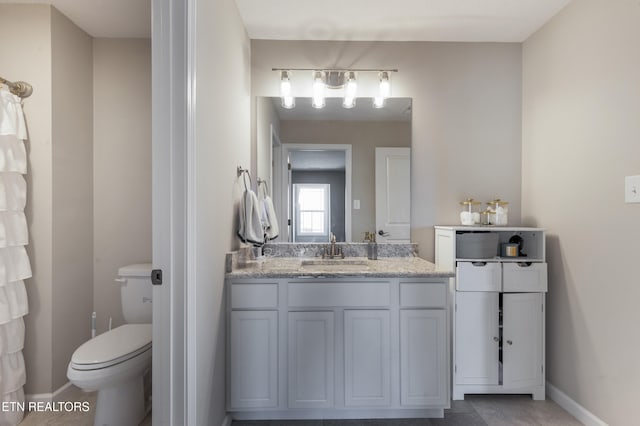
[375,147,411,242]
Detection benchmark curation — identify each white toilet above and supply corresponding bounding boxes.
[67,263,153,426]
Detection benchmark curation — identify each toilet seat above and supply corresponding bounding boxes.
[71,324,152,371]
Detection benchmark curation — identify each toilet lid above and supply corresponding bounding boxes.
[71,324,152,370]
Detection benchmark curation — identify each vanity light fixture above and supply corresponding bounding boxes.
[280,70,295,109]
[342,71,357,109]
[373,71,391,109]
[312,71,326,109]
[273,68,397,110]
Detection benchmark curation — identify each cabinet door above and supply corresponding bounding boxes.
[400,309,447,406]
[455,292,500,385]
[229,310,278,408]
[344,310,391,407]
[288,311,334,408]
[503,293,543,389]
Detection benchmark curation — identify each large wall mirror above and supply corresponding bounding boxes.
[256,97,412,243]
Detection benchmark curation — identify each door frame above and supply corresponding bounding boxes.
[279,143,352,242]
[152,0,191,424]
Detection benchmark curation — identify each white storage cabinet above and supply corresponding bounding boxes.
[435,226,547,400]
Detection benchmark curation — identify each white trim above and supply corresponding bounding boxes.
[152,0,189,424]
[185,0,198,422]
[546,382,608,426]
[221,414,233,426]
[25,381,74,404]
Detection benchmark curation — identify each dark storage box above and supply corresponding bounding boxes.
[456,232,499,259]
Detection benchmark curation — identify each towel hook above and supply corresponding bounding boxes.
[237,166,252,190]
[257,178,270,197]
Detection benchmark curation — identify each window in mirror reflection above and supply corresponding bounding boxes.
[294,184,330,241]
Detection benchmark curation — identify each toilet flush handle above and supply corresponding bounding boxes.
[114,278,127,283]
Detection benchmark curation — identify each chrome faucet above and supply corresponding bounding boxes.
[319,233,344,259]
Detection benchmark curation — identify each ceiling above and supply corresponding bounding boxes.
[235,0,571,42]
[0,0,151,38]
[1,0,569,41]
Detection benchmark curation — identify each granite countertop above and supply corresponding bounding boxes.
[226,256,454,279]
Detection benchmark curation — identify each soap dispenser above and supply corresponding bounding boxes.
[366,232,378,260]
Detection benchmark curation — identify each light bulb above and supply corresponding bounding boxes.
[312,71,325,109]
[280,71,295,109]
[373,71,390,108]
[342,71,357,109]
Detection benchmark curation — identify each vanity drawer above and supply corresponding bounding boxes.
[288,281,391,307]
[231,282,279,309]
[400,282,447,308]
[456,261,501,292]
[502,262,548,292]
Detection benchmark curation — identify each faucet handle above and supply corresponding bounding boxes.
[330,232,336,243]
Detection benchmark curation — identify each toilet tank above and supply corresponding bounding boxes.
[117,263,153,324]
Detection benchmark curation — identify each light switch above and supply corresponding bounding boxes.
[625,175,640,203]
[353,199,360,210]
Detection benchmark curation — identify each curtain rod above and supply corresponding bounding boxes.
[0,76,33,98]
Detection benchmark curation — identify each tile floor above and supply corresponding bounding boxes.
[17,386,582,426]
[230,395,583,426]
[18,385,151,426]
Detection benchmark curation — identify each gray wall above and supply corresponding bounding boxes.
[93,38,152,334]
[292,170,346,242]
[522,0,640,423]
[252,40,522,260]
[50,6,94,391]
[193,0,251,423]
[280,120,411,242]
[0,3,55,395]
[0,4,94,394]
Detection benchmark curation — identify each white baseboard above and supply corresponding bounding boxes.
[221,414,233,426]
[546,382,608,426]
[25,381,75,404]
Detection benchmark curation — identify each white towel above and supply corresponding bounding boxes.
[263,195,279,241]
[237,188,264,246]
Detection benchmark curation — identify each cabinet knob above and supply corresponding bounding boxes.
[506,340,513,345]
[493,336,499,342]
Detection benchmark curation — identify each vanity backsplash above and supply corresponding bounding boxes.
[262,242,418,258]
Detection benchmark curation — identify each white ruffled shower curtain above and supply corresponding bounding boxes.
[0,87,31,426]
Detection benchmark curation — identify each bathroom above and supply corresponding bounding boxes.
[1,0,639,425]
[0,3,152,424]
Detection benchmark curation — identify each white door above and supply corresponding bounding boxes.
[503,293,544,389]
[455,292,500,385]
[288,311,334,408]
[375,147,411,242]
[400,309,447,406]
[229,311,278,408]
[344,310,391,407]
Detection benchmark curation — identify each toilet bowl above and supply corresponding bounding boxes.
[67,263,153,426]
[67,324,151,426]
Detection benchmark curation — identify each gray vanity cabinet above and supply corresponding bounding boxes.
[226,276,450,419]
